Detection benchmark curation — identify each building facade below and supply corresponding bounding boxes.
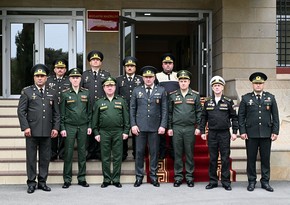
[1,0,290,181]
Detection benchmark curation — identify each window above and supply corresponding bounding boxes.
[277,0,290,67]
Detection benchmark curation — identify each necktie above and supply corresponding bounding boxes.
[146,87,151,97]
[257,94,261,104]
[40,88,44,98]
[128,76,132,82]
[57,78,61,83]
[167,73,171,80]
[93,71,97,79]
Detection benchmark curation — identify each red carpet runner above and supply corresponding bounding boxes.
[145,135,236,183]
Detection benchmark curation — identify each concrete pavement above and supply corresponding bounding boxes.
[1,181,290,205]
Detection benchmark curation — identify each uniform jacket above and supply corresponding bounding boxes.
[130,84,168,132]
[238,91,279,138]
[168,88,202,129]
[60,87,92,130]
[200,95,238,134]
[46,74,70,101]
[17,85,60,137]
[92,95,130,136]
[116,74,143,106]
[81,69,110,106]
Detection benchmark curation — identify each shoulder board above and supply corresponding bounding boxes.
[23,85,31,90]
[191,89,199,94]
[80,87,88,91]
[204,97,211,102]
[169,90,178,95]
[223,96,232,102]
[62,88,70,92]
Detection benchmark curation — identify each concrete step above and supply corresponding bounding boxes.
[0,107,17,115]
[0,99,19,106]
[0,117,19,126]
[0,170,136,185]
[0,128,22,137]
[0,158,136,172]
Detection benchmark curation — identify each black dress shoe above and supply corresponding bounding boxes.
[101,182,110,188]
[62,182,71,189]
[222,184,232,191]
[205,183,218,189]
[134,179,142,187]
[186,180,194,187]
[27,186,35,194]
[151,180,160,187]
[78,181,89,187]
[173,180,182,187]
[261,183,274,192]
[113,182,122,188]
[247,183,255,191]
[38,184,51,192]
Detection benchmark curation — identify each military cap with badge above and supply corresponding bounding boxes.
[87,50,104,62]
[123,56,137,66]
[161,53,175,63]
[53,59,67,68]
[140,66,157,77]
[249,72,267,83]
[31,64,49,76]
[68,68,83,77]
[177,70,192,80]
[102,76,117,86]
[210,76,225,86]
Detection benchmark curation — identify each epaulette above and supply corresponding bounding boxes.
[204,97,211,102]
[23,85,31,90]
[169,90,178,95]
[191,89,199,94]
[62,87,70,92]
[223,96,232,102]
[80,87,88,91]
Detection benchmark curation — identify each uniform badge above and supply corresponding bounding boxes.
[248,99,253,105]
[156,99,159,104]
[138,92,143,98]
[121,80,124,86]
[32,93,36,100]
[135,78,141,86]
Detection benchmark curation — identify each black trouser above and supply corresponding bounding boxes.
[207,129,231,186]
[246,138,272,184]
[26,137,51,187]
[86,134,101,160]
[51,134,65,159]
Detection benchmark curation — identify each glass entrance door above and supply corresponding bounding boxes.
[4,18,82,98]
[9,20,39,95]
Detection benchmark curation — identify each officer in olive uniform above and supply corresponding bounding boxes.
[60,68,91,189]
[17,64,60,194]
[238,72,279,192]
[130,66,168,187]
[46,59,70,160]
[168,70,202,188]
[116,56,143,161]
[92,77,130,188]
[200,76,238,191]
[156,53,179,159]
[81,50,111,160]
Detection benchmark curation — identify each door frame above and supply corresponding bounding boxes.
[1,8,85,98]
[120,9,212,95]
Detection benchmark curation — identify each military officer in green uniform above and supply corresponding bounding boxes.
[82,50,111,160]
[200,76,238,191]
[92,77,130,188]
[60,68,91,189]
[17,64,60,194]
[46,59,70,161]
[238,72,279,192]
[168,70,202,187]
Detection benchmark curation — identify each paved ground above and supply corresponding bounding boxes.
[0,181,289,205]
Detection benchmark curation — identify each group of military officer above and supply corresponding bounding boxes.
[17,49,279,193]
